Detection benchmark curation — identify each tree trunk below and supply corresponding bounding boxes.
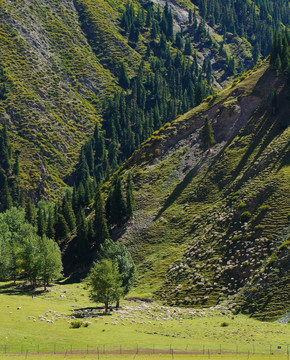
[104,302,108,313]
[116,300,120,308]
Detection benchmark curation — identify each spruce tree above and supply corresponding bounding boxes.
[126,172,135,218]
[201,116,216,149]
[61,195,76,231]
[54,213,69,241]
[119,62,130,90]
[110,175,127,226]
[93,185,109,248]
[37,208,46,237]
[76,208,89,263]
[0,169,12,212]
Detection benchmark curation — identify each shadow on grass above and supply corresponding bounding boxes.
[154,156,206,221]
[0,282,47,296]
[72,306,115,318]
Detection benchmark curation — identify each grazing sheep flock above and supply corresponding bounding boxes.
[22,301,233,328]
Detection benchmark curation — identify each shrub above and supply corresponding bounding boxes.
[70,320,83,328]
[258,205,271,212]
[237,202,247,209]
[240,211,251,222]
[254,225,265,231]
[220,322,229,327]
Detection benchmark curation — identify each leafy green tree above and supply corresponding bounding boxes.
[19,228,41,287]
[99,238,136,307]
[87,258,123,312]
[201,116,216,149]
[39,236,63,290]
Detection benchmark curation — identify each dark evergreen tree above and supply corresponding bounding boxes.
[54,213,70,241]
[126,172,135,218]
[76,208,90,264]
[110,175,127,226]
[93,185,109,248]
[37,208,46,237]
[201,116,216,149]
[0,169,12,212]
[61,194,76,231]
[119,62,130,90]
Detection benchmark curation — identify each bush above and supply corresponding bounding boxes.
[220,322,229,327]
[237,202,247,209]
[70,320,83,328]
[258,205,271,212]
[240,211,251,222]
[254,224,265,231]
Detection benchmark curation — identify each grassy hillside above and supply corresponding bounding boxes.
[0,0,283,197]
[110,61,289,320]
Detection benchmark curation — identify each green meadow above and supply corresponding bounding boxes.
[0,281,289,359]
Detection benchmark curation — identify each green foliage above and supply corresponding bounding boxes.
[108,175,127,226]
[126,172,135,218]
[0,207,62,287]
[201,116,215,149]
[70,320,83,328]
[86,258,123,312]
[93,185,109,248]
[237,202,247,209]
[99,238,136,302]
[240,211,252,222]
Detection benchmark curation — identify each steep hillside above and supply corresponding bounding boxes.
[1,0,287,197]
[0,0,140,196]
[111,61,290,320]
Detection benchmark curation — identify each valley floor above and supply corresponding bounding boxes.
[0,281,289,360]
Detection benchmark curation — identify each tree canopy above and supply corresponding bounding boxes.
[87,258,123,312]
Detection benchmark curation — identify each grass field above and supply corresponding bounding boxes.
[0,281,289,359]
[0,354,289,360]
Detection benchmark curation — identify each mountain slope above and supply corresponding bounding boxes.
[111,61,290,320]
[1,0,288,197]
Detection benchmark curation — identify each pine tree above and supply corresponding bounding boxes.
[37,208,46,237]
[54,213,70,241]
[0,169,12,212]
[110,175,127,226]
[46,212,55,239]
[93,185,109,248]
[76,208,89,264]
[25,197,36,226]
[12,149,20,176]
[119,62,130,90]
[184,38,193,55]
[201,116,216,149]
[0,120,12,171]
[61,194,76,231]
[126,172,135,218]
